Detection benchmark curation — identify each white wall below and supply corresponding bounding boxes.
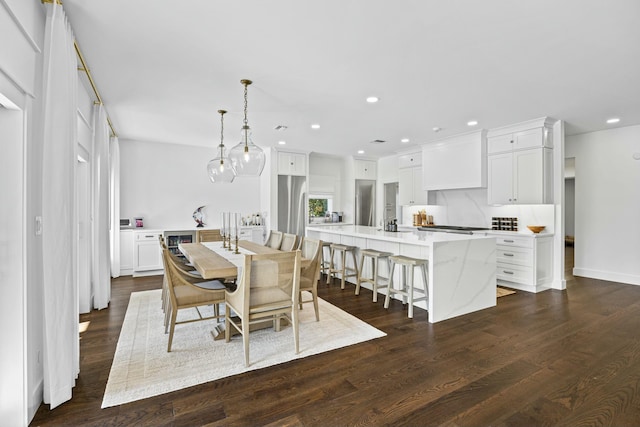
[119,139,263,229]
[566,125,640,285]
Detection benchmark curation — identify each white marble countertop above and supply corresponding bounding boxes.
[306,225,493,246]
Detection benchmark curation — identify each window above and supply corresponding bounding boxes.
[309,195,333,218]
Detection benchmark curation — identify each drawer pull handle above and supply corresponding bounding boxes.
[503,270,514,275]
[145,235,154,238]
[504,239,514,243]
[504,253,514,257]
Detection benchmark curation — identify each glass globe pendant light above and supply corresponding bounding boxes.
[207,109,237,184]
[228,79,266,176]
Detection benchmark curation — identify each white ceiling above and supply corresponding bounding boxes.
[62,0,640,158]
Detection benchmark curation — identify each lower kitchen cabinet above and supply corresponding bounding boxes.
[490,233,553,293]
[133,230,163,276]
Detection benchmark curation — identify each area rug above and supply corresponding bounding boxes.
[102,289,386,408]
[497,287,516,298]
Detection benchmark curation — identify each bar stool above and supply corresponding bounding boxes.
[356,249,393,302]
[320,241,332,278]
[327,243,359,289]
[384,255,429,318]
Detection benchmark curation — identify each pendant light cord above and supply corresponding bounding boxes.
[218,109,227,164]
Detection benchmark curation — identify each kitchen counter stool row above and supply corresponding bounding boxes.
[322,240,429,319]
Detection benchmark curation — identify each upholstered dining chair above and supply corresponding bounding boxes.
[280,233,298,251]
[225,250,302,367]
[196,229,222,243]
[298,237,323,321]
[264,230,283,249]
[163,248,227,352]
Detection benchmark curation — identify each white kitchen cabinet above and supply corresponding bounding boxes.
[488,147,553,204]
[397,152,421,169]
[422,130,487,190]
[120,230,134,276]
[238,226,265,244]
[277,151,306,176]
[133,231,163,275]
[487,127,552,154]
[398,167,427,205]
[488,233,553,293]
[354,159,377,180]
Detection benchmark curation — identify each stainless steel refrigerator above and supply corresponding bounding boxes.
[278,175,306,236]
[355,179,376,226]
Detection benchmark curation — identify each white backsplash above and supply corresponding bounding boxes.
[402,188,555,234]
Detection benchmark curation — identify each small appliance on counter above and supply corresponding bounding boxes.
[119,218,133,229]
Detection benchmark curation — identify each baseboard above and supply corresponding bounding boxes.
[132,269,163,278]
[497,280,550,293]
[573,268,640,286]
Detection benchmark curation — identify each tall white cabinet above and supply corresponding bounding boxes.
[397,152,426,205]
[487,118,554,205]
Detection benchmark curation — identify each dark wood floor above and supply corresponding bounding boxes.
[31,263,640,426]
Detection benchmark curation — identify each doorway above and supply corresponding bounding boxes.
[0,94,27,424]
[564,157,575,281]
[383,182,399,222]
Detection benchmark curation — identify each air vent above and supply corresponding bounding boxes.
[274,125,288,131]
[370,139,386,144]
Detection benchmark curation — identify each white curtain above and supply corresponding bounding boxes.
[93,105,111,309]
[41,2,79,409]
[109,136,121,278]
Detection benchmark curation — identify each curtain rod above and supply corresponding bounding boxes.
[42,0,118,137]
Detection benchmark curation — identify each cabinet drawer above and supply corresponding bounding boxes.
[497,246,533,267]
[497,264,533,285]
[136,232,161,241]
[492,235,533,248]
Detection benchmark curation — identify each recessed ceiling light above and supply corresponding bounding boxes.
[278,140,286,145]
[357,150,365,154]
[432,127,442,132]
[401,138,410,143]
[366,96,379,103]
[311,124,320,129]
[467,120,478,126]
[606,118,620,124]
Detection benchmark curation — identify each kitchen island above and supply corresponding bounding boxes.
[307,225,497,323]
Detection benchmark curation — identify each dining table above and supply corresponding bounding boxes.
[178,239,309,280]
[177,239,309,339]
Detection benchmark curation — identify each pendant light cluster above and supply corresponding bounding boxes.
[207,78,266,184]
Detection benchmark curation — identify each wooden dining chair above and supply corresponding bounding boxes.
[298,237,323,321]
[163,248,227,352]
[264,230,283,249]
[225,250,302,367]
[280,233,298,251]
[196,229,222,243]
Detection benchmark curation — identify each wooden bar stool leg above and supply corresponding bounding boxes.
[371,256,378,302]
[327,246,335,284]
[384,261,396,309]
[355,253,365,295]
[408,265,415,318]
[340,248,347,289]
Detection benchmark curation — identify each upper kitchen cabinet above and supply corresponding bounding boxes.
[487,117,555,205]
[422,130,487,190]
[277,151,307,176]
[398,151,426,205]
[398,165,427,205]
[354,159,377,180]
